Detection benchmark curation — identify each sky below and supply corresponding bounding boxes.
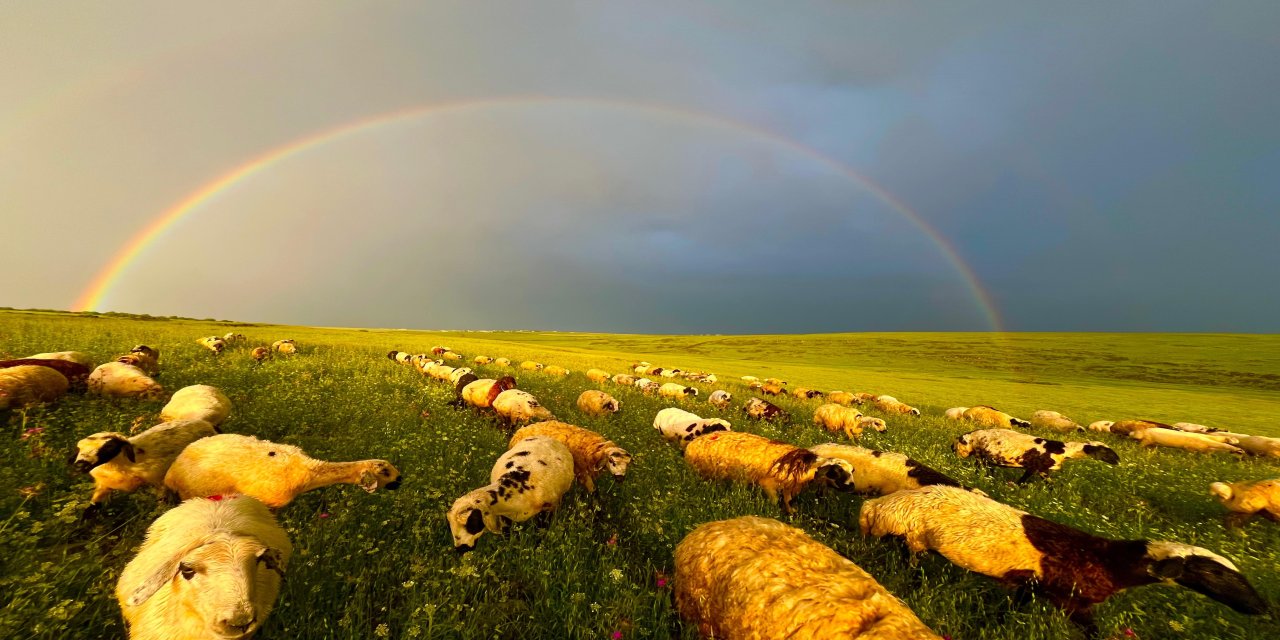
[2,1,1277,333]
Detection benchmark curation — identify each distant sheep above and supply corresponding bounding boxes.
[1109,419,1172,436]
[707,389,732,409]
[851,392,876,405]
[860,485,1268,635]
[810,443,968,496]
[0,364,69,410]
[743,397,787,422]
[448,367,474,386]
[222,332,246,344]
[251,347,270,362]
[129,345,161,373]
[164,434,401,508]
[73,419,218,510]
[388,351,411,364]
[116,495,291,640]
[961,406,1026,428]
[492,389,555,426]
[764,378,787,386]
[653,407,731,449]
[813,403,885,440]
[1210,480,1280,528]
[460,377,518,410]
[519,361,544,372]
[954,428,1119,483]
[1221,434,1280,458]
[1171,422,1219,434]
[791,387,823,400]
[543,365,570,377]
[473,355,494,365]
[761,382,785,396]
[1129,428,1244,455]
[740,376,759,383]
[494,357,511,367]
[585,368,610,383]
[270,340,296,354]
[442,351,464,362]
[1029,410,1083,432]
[88,362,164,400]
[659,383,698,400]
[873,395,921,416]
[611,374,636,386]
[675,516,942,640]
[660,368,682,378]
[576,390,620,417]
[447,435,574,551]
[635,378,661,395]
[684,431,854,513]
[160,385,232,427]
[1088,420,1115,433]
[431,346,451,356]
[510,421,630,492]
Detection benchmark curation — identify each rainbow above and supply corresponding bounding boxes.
[72,96,1004,330]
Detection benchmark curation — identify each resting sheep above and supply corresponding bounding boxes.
[707,389,732,409]
[961,405,1028,429]
[953,428,1119,483]
[27,350,96,368]
[1109,419,1172,436]
[460,377,518,410]
[128,345,161,374]
[611,374,636,386]
[859,485,1268,634]
[814,403,886,440]
[1129,428,1244,455]
[222,332,246,344]
[675,516,942,640]
[160,385,232,427]
[852,392,876,405]
[2,357,90,389]
[196,336,226,354]
[576,390,620,417]
[73,419,219,510]
[1221,434,1280,458]
[116,494,291,640]
[809,443,969,496]
[1029,410,1084,432]
[585,368,610,383]
[164,434,401,508]
[88,361,164,400]
[491,389,555,426]
[1210,480,1280,528]
[510,421,631,492]
[873,395,921,416]
[683,431,854,513]
[743,397,787,422]
[653,407,731,449]
[659,382,699,400]
[0,364,70,409]
[1171,422,1218,434]
[447,435,574,551]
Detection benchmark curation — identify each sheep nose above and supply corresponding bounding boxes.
[385,478,402,490]
[214,612,255,636]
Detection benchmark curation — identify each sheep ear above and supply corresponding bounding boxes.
[359,471,379,493]
[126,560,180,606]
[121,441,136,463]
[257,547,287,578]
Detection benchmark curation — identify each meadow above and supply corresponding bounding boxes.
[2,309,1278,639]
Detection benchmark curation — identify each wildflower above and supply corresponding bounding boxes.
[656,576,667,588]
[18,483,44,498]
[375,622,390,637]
[21,427,44,439]
[1124,629,1138,638]
[319,512,330,519]
[611,632,623,640]
[609,568,625,582]
[607,533,618,546]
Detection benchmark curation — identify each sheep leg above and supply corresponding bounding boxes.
[1260,509,1279,523]
[1015,467,1039,484]
[1224,512,1254,529]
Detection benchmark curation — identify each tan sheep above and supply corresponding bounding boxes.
[473,355,494,365]
[125,345,161,375]
[270,339,296,354]
[519,360,544,372]
[509,421,631,492]
[27,350,96,368]
[460,376,518,410]
[708,389,732,409]
[1109,419,1172,436]
[611,374,636,386]
[761,382,786,396]
[195,336,226,354]
[543,365,570,377]
[73,419,219,510]
[791,387,823,400]
[873,395,921,416]
[159,385,232,427]
[961,406,1029,428]
[764,377,787,386]
[1088,420,1115,433]
[1210,480,1280,528]
[852,392,876,405]
[1029,410,1084,432]
[576,390,620,417]
[88,362,164,400]
[944,406,969,421]
[683,431,854,513]
[585,368,611,383]
[442,351,464,362]
[1129,428,1245,455]
[809,443,969,496]
[164,434,401,508]
[222,332,246,344]
[826,390,857,406]
[658,382,698,400]
[116,495,291,640]
[1224,435,1280,458]
[491,389,555,426]
[0,364,69,409]
[251,347,270,362]
[814,403,874,439]
[675,516,942,640]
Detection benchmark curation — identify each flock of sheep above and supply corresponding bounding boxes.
[387,350,1278,638]
[2,336,1277,639]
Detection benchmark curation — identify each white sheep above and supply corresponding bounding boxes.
[810,443,970,496]
[88,361,164,399]
[659,382,698,399]
[196,336,226,354]
[1029,410,1084,432]
[707,389,732,409]
[116,494,291,640]
[491,389,555,426]
[73,419,219,512]
[953,428,1119,482]
[1129,428,1245,455]
[653,407,731,449]
[160,385,232,427]
[944,406,969,421]
[446,435,574,551]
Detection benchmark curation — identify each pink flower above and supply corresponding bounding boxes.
[606,533,618,546]
[319,512,330,519]
[208,495,224,501]
[1124,629,1137,638]
[656,577,667,588]
[611,632,623,640]
[21,427,44,439]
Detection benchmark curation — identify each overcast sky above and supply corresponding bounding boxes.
[3,1,1277,332]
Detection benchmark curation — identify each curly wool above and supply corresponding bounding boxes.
[810,443,965,496]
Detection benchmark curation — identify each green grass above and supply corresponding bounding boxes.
[1,309,1278,639]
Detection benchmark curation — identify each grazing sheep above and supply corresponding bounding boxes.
[128,345,162,374]
[791,387,823,400]
[746,381,764,390]
[659,382,699,400]
[585,368,610,383]
[270,340,296,354]
[222,332,246,344]
[953,428,1119,483]
[1210,480,1280,528]
[1172,422,1219,434]
[660,368,682,378]
[1109,419,1172,436]
[510,422,631,492]
[0,364,70,410]
[520,361,544,372]
[743,397,788,422]
[388,350,411,364]
[1223,434,1280,458]
[460,377,518,410]
[442,351,464,362]
[826,390,857,406]
[645,366,665,376]
[1029,410,1084,433]
[810,443,968,496]
[873,395,921,416]
[761,382,786,396]
[852,392,876,405]
[814,403,886,440]
[491,389,555,426]
[116,494,291,640]
[708,389,732,409]
[543,365,570,377]
[251,347,270,362]
[944,406,969,421]
[1088,420,1115,433]
[473,355,494,365]
[764,378,787,386]
[164,434,401,508]
[1129,428,1245,455]
[684,431,855,513]
[160,385,232,427]
[634,364,650,375]
[860,485,1268,634]
[27,350,96,368]
[653,407,731,449]
[576,390,620,417]
[961,406,1028,428]
[73,419,219,509]
[611,374,636,386]
[675,516,942,640]
[447,435,574,551]
[494,357,511,367]
[0,358,88,390]
[448,367,474,386]
[635,378,661,395]
[88,362,164,400]
[431,346,451,356]
[740,376,759,383]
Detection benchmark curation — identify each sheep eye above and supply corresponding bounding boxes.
[179,563,197,580]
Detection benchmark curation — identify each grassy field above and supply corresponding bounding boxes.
[1,309,1278,639]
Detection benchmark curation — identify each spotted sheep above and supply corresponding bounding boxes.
[683,431,855,514]
[809,443,975,497]
[1210,479,1280,528]
[491,389,556,426]
[653,407,731,449]
[447,435,574,552]
[743,397,787,422]
[634,378,661,395]
[707,389,732,409]
[860,485,1268,636]
[611,373,636,386]
[659,382,698,400]
[953,428,1119,483]
[675,516,942,640]
[542,365,570,377]
[509,422,630,492]
[460,377,518,410]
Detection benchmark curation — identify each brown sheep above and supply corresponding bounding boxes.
[460,376,519,410]
[683,431,854,513]
[509,421,631,492]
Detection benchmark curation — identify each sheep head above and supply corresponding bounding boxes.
[859,416,888,433]
[72,432,135,472]
[953,434,974,458]
[1209,482,1234,502]
[1144,542,1268,615]
[1075,443,1120,465]
[357,460,402,493]
[813,457,857,492]
[601,446,632,481]
[447,489,506,552]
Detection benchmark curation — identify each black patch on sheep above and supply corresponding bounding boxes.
[487,490,498,504]
[1151,555,1269,615]
[905,459,962,487]
[506,461,514,468]
[871,450,884,457]
[464,509,485,535]
[91,437,135,469]
[513,451,530,456]
[268,451,276,457]
[1083,444,1120,465]
[1041,439,1067,455]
